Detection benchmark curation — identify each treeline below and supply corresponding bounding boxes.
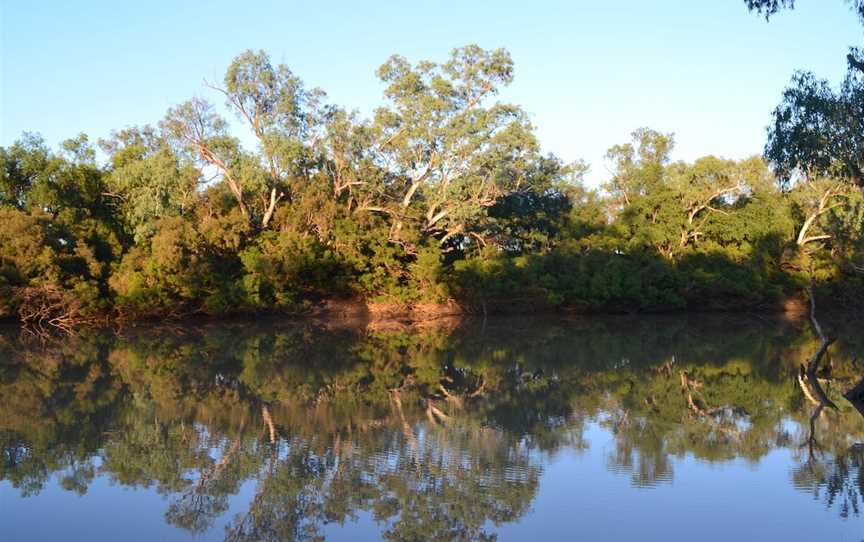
[1,45,862,326]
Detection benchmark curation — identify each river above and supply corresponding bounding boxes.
[1,315,862,541]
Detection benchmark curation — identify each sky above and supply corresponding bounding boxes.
[1,1,861,186]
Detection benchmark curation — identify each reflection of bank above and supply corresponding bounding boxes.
[2,315,864,536]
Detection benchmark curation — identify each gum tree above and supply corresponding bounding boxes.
[368,45,546,249]
[162,50,327,230]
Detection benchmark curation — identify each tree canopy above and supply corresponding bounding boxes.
[2,45,863,328]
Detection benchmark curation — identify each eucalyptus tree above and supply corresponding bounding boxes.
[617,157,745,260]
[217,49,329,228]
[765,70,864,196]
[667,156,747,251]
[788,177,857,247]
[366,45,548,249]
[161,98,252,219]
[603,127,674,212]
[162,50,327,230]
[604,130,752,259]
[320,108,389,207]
[744,0,864,28]
[744,0,864,197]
[0,133,107,221]
[0,133,51,209]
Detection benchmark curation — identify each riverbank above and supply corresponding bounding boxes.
[6,288,852,334]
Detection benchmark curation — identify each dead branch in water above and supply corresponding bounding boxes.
[15,285,95,336]
[804,404,825,461]
[800,283,838,411]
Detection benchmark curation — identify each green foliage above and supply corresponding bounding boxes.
[766,70,864,192]
[238,230,348,309]
[100,127,199,242]
[2,45,863,324]
[0,136,123,320]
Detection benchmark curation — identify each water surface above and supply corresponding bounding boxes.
[1,316,863,541]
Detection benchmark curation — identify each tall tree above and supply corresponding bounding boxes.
[215,50,328,228]
[368,45,545,248]
[603,128,674,211]
[162,50,327,230]
[161,98,252,220]
[788,177,855,247]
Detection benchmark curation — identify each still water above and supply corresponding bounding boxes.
[1,315,863,541]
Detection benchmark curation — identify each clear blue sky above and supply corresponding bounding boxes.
[1,1,861,185]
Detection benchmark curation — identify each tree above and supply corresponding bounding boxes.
[603,131,749,259]
[368,45,545,248]
[4,42,864,323]
[100,127,200,241]
[0,134,122,325]
[0,133,51,210]
[603,127,674,211]
[215,49,329,228]
[743,0,864,196]
[669,157,747,251]
[788,177,854,247]
[765,70,864,196]
[744,0,864,26]
[162,50,327,231]
[161,98,253,221]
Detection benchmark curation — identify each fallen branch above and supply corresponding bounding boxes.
[15,285,94,335]
[800,282,838,410]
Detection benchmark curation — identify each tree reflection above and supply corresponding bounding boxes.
[1,315,863,539]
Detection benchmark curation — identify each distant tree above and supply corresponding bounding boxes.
[215,49,329,228]
[603,128,674,211]
[161,98,252,219]
[99,126,199,242]
[615,154,749,259]
[162,50,327,230]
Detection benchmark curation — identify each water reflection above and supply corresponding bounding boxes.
[1,315,863,540]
